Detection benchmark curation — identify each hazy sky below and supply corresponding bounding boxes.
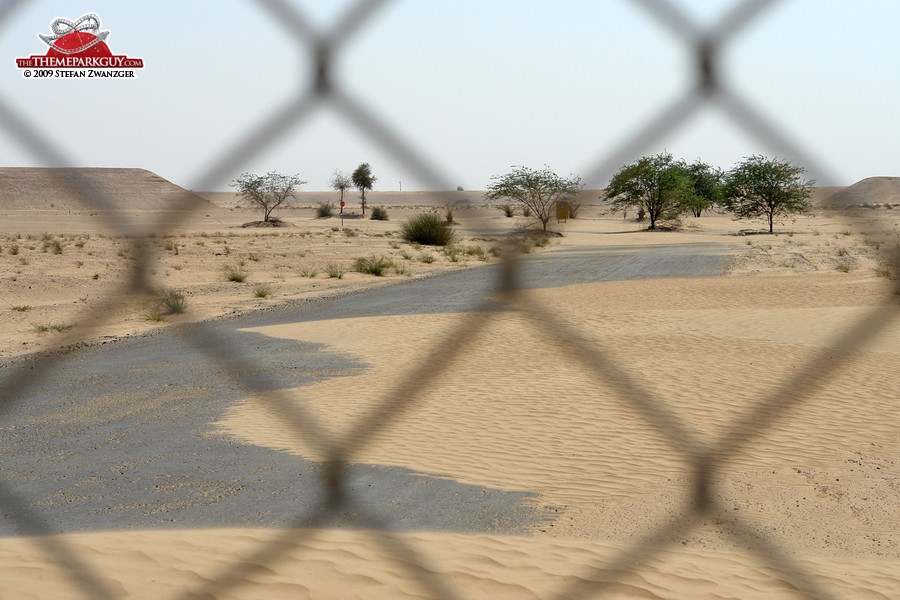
[1,1,897,191]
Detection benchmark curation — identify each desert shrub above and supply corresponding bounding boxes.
[344,228,357,238]
[298,264,320,278]
[224,265,248,282]
[12,305,30,312]
[162,290,188,314]
[874,266,895,279]
[33,323,75,333]
[8,243,18,255]
[42,239,63,254]
[400,213,455,246]
[315,201,335,218]
[464,245,486,259]
[499,204,515,218]
[445,206,454,223]
[370,206,389,221]
[354,255,394,276]
[324,262,346,279]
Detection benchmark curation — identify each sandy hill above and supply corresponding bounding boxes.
[0,168,213,211]
[816,176,900,207]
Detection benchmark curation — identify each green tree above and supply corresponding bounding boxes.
[230,171,306,222]
[682,160,726,217]
[351,163,376,216]
[485,165,584,231]
[604,152,692,230]
[724,155,814,233]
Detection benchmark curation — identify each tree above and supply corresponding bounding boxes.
[682,160,725,217]
[724,155,814,233]
[330,170,351,207]
[604,152,693,230]
[230,171,306,222]
[351,163,376,216]
[485,165,584,231]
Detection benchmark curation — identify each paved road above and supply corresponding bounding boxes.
[0,243,726,536]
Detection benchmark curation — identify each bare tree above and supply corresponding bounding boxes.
[330,170,351,206]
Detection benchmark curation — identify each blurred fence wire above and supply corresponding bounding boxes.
[1,1,898,599]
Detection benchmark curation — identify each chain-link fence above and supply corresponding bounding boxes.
[1,1,899,598]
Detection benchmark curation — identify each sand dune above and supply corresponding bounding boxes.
[1,528,898,599]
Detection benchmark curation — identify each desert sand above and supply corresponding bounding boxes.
[1,171,899,598]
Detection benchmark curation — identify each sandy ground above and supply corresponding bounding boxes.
[2,195,899,598]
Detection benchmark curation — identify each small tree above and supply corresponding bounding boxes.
[724,155,814,233]
[604,152,691,230]
[330,170,351,208]
[682,160,725,217]
[485,165,584,231]
[351,163,376,216]
[230,171,306,222]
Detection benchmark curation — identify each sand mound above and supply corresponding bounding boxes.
[817,176,900,207]
[0,167,213,211]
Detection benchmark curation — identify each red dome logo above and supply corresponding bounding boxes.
[16,13,144,73]
[39,14,112,58]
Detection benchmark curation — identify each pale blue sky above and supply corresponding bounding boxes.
[1,1,897,191]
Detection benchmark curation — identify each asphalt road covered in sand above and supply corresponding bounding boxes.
[0,243,726,536]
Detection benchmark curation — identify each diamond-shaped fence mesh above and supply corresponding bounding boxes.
[1,1,898,598]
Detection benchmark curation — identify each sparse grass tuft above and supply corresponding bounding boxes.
[225,265,248,282]
[161,290,188,314]
[254,286,271,298]
[33,323,75,333]
[874,266,895,279]
[419,253,435,264]
[324,262,346,279]
[12,305,30,312]
[354,255,394,276]
[835,262,853,273]
[298,264,320,278]
[464,245,486,260]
